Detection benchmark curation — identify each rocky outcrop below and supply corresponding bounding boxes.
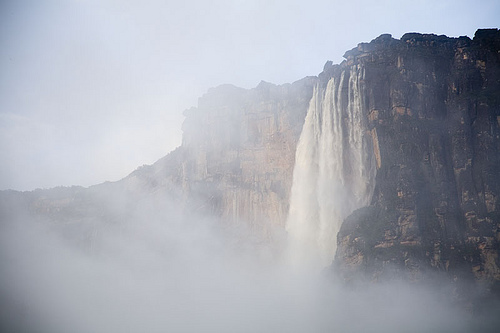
[124,78,316,238]
[176,79,315,235]
[333,29,500,299]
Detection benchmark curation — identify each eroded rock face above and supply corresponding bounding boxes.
[159,78,316,236]
[1,78,316,249]
[333,29,500,298]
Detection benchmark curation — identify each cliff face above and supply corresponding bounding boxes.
[169,79,315,236]
[332,30,500,296]
[3,29,499,297]
[87,78,316,242]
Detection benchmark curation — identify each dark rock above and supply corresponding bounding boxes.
[330,29,500,303]
[323,60,333,72]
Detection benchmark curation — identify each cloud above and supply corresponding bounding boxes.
[1,185,497,332]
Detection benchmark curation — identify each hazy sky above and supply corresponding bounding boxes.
[1,0,498,191]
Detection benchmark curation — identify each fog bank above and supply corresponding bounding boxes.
[1,188,497,333]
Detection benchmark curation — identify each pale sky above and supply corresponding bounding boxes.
[1,0,498,191]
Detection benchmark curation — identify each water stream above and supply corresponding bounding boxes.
[286,65,375,268]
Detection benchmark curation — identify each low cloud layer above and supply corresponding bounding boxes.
[1,187,497,333]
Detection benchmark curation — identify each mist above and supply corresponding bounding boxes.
[1,183,496,333]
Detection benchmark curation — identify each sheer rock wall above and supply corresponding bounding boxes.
[332,29,500,298]
[142,78,316,237]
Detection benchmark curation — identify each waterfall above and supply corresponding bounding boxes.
[286,65,375,268]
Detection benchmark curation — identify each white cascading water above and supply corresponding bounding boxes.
[286,65,375,269]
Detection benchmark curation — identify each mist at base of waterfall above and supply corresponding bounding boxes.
[1,193,496,333]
